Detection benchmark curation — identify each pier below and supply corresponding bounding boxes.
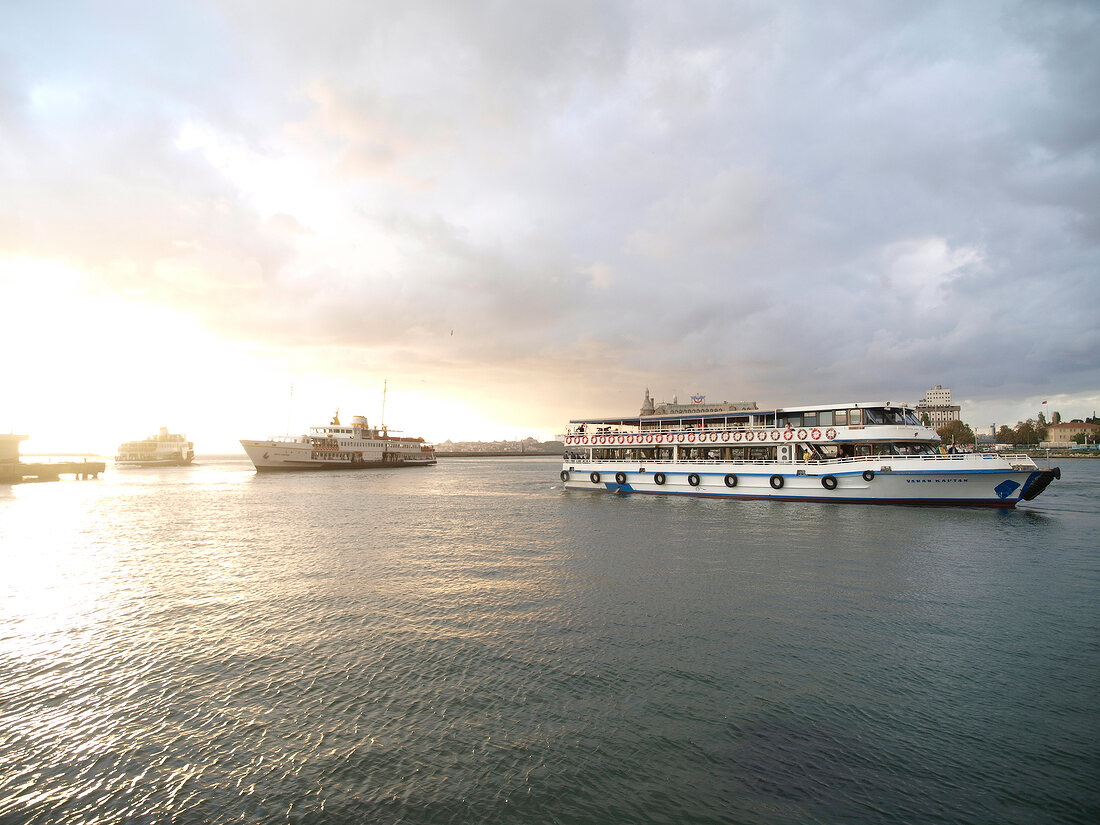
[1,459,106,484]
[1,434,105,483]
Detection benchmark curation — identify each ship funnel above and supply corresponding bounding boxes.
[351,415,369,427]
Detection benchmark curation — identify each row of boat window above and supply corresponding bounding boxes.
[749,408,921,428]
[566,443,940,462]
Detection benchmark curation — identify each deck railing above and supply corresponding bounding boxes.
[568,453,1035,467]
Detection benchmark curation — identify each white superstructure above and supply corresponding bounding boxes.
[241,413,436,472]
[560,394,1059,507]
[115,428,194,466]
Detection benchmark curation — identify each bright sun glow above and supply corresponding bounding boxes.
[1,257,554,455]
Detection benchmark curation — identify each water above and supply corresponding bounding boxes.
[1,456,1097,824]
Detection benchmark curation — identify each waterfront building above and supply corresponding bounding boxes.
[1041,421,1100,448]
[915,385,961,427]
[1,433,28,464]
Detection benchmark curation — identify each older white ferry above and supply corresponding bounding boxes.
[560,391,1059,507]
[116,428,194,466]
[241,413,436,472]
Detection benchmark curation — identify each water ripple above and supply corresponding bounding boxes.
[1,457,1097,823]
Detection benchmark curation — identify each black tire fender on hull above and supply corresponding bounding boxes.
[1020,467,1060,501]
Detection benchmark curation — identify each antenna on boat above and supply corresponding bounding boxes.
[287,384,294,435]
[381,379,388,430]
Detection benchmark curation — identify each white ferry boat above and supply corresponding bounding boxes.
[241,413,436,472]
[115,428,195,466]
[560,392,1059,507]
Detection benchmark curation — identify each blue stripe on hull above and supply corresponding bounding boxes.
[568,485,1017,508]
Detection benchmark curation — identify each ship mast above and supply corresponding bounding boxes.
[286,383,294,435]
[381,379,388,433]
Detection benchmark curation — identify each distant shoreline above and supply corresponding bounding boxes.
[436,452,563,458]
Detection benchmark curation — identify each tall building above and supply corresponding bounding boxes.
[916,385,961,427]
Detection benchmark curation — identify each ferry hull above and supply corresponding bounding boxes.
[241,440,436,472]
[560,461,1058,508]
[115,457,194,467]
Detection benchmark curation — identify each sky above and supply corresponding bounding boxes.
[2,0,1098,453]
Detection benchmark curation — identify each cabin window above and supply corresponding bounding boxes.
[834,410,847,426]
[848,409,861,425]
[818,411,834,426]
[803,412,818,427]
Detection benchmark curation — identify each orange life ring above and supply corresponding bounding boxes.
[783,429,794,441]
[733,431,743,442]
[710,432,718,442]
[811,428,821,440]
[797,428,808,440]
[826,428,837,440]
[646,433,654,443]
[582,436,588,444]
[721,432,730,442]
[770,430,781,442]
[687,433,696,442]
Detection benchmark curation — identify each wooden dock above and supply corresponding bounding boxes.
[0,460,106,484]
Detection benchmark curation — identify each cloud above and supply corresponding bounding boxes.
[1,0,1097,435]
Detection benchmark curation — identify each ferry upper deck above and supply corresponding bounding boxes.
[569,402,924,433]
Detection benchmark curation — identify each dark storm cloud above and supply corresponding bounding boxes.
[1,0,1097,425]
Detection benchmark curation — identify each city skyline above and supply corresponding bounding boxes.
[2,2,1098,454]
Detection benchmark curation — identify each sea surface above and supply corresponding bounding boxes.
[1,456,1097,825]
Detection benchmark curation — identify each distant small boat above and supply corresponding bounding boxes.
[240,412,436,472]
[115,428,194,466]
